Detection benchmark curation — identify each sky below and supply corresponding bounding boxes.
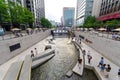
[45,0,77,22]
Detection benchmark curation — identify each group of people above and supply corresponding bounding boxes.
[31,48,38,58]
[97,57,111,78]
[112,33,120,40]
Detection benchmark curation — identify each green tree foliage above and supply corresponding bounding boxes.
[105,19,119,29]
[0,0,10,26]
[8,1,35,27]
[40,18,52,28]
[83,16,102,28]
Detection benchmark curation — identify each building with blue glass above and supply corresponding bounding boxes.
[63,7,75,27]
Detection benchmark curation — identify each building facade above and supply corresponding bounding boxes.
[9,0,45,27]
[98,0,120,21]
[63,7,75,27]
[92,0,102,17]
[33,0,45,27]
[76,0,93,26]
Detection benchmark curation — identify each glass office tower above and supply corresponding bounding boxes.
[63,7,75,27]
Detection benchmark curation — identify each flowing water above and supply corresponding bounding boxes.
[31,38,98,80]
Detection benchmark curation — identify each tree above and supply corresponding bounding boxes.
[22,8,35,27]
[40,18,52,28]
[83,16,102,28]
[0,0,10,27]
[105,19,119,29]
[8,1,35,28]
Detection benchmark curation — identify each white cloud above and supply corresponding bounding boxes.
[45,0,77,22]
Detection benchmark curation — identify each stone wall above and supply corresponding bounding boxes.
[0,30,50,65]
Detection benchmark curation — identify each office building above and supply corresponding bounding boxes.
[98,0,120,21]
[92,0,102,17]
[63,7,75,27]
[33,0,45,27]
[76,0,93,26]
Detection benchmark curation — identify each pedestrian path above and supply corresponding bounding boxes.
[0,36,52,80]
[72,41,84,76]
[81,42,120,80]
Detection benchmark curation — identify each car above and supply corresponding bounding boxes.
[0,28,5,36]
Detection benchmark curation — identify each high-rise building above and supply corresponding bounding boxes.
[63,7,75,27]
[23,0,34,13]
[6,0,45,27]
[76,0,93,26]
[98,0,120,21]
[92,0,102,17]
[33,0,45,27]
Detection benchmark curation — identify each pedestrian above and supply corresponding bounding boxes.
[87,50,91,58]
[105,64,111,78]
[79,38,81,44]
[78,58,82,64]
[88,55,92,64]
[98,57,104,67]
[51,30,54,39]
[118,69,120,77]
[100,64,106,74]
[78,57,82,69]
[82,50,86,55]
[35,48,38,55]
[31,50,34,58]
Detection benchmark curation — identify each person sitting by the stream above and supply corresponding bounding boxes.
[31,50,34,58]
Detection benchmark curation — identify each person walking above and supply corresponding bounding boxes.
[88,55,92,64]
[78,57,82,69]
[98,57,104,67]
[51,30,54,39]
[100,64,106,75]
[35,48,38,55]
[82,50,86,55]
[105,64,111,78]
[87,50,91,58]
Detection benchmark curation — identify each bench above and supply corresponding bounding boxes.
[19,55,32,80]
[3,61,23,80]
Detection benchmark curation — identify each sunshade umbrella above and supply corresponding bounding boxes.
[98,27,107,31]
[26,28,32,30]
[113,28,120,31]
[11,28,21,31]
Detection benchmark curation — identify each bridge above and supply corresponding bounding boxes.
[53,29,68,36]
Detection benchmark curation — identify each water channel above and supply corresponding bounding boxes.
[31,38,98,80]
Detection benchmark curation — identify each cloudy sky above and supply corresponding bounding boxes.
[45,0,77,22]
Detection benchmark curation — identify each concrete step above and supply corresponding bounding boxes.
[3,61,23,80]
